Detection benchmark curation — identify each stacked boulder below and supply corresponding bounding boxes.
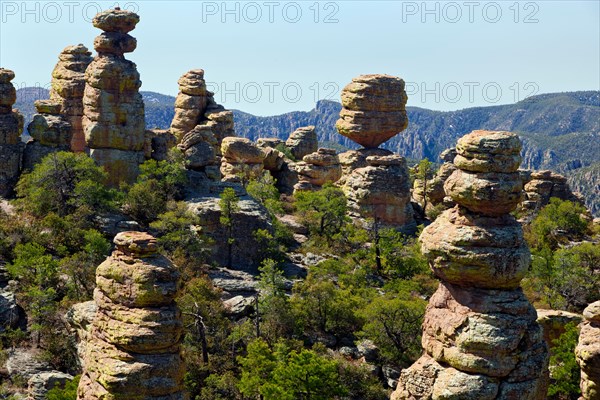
[576,301,600,400]
[220,137,265,183]
[293,148,342,192]
[335,74,415,231]
[344,155,414,229]
[0,68,24,197]
[520,170,584,213]
[49,44,92,152]
[83,9,145,186]
[335,74,408,148]
[170,69,235,180]
[23,100,72,170]
[77,231,186,399]
[392,130,549,400]
[286,126,318,160]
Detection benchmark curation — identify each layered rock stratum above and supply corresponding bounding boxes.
[83,9,145,186]
[49,44,92,152]
[293,148,341,192]
[576,301,600,400]
[77,231,186,399]
[0,68,24,196]
[335,74,408,148]
[392,130,549,400]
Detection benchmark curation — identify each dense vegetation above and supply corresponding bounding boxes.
[0,150,598,399]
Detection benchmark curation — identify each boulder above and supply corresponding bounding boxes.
[286,126,318,160]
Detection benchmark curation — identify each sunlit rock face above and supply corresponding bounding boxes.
[392,130,549,400]
[0,68,24,196]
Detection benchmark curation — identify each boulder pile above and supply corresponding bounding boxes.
[293,148,341,192]
[77,231,186,399]
[0,68,24,196]
[392,130,549,400]
[83,9,146,186]
[220,137,265,183]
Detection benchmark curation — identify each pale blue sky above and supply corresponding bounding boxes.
[1,0,599,115]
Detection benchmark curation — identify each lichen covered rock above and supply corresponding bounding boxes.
[336,74,408,148]
[0,68,24,196]
[392,130,548,400]
[77,231,186,399]
[576,301,600,400]
[83,9,145,186]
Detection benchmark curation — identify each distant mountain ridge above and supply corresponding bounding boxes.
[15,88,600,215]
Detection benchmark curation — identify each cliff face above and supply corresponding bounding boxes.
[392,131,549,400]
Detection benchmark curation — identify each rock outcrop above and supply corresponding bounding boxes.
[293,148,342,192]
[286,126,318,160]
[170,69,235,179]
[576,301,600,400]
[343,155,415,230]
[536,309,583,352]
[83,9,145,186]
[392,130,549,400]
[412,148,457,213]
[49,44,92,152]
[0,68,24,197]
[520,170,584,214]
[220,137,265,183]
[335,74,408,148]
[27,371,73,400]
[23,100,72,170]
[77,231,186,399]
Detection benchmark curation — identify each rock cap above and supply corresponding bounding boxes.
[114,231,158,256]
[0,68,15,83]
[34,100,62,115]
[583,301,600,323]
[92,9,140,33]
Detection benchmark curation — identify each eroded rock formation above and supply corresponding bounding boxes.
[77,231,186,399]
[49,44,92,152]
[344,155,414,230]
[83,9,145,186]
[392,130,549,400]
[286,126,318,160]
[335,74,408,148]
[0,68,24,196]
[170,69,235,179]
[220,137,265,183]
[520,170,584,214]
[293,148,341,192]
[576,301,600,400]
[23,100,72,170]
[412,148,457,213]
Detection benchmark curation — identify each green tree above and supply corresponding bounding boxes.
[15,152,114,217]
[548,322,581,399]
[256,259,295,344]
[295,184,349,246]
[46,375,80,400]
[247,174,284,216]
[412,158,435,211]
[219,187,240,268]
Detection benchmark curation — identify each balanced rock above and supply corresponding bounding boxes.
[23,100,72,171]
[83,9,145,186]
[286,126,318,160]
[293,148,341,192]
[49,44,92,152]
[343,155,415,230]
[170,70,209,140]
[77,231,186,399]
[0,68,25,196]
[336,74,408,148]
[444,131,523,216]
[220,137,265,183]
[392,131,549,400]
[576,301,600,400]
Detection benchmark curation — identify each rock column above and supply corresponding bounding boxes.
[576,301,600,400]
[0,68,24,196]
[293,148,342,192]
[49,44,92,152]
[392,130,549,400]
[83,9,145,186]
[77,231,186,399]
